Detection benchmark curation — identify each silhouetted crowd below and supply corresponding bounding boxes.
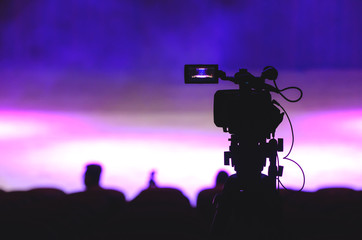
[0,164,362,240]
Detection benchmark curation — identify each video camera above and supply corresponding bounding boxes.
[185,64,284,140]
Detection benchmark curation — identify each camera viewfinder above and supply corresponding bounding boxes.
[184,64,219,84]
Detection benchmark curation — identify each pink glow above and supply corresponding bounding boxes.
[0,108,361,206]
[277,109,362,191]
[0,110,230,205]
[0,111,49,139]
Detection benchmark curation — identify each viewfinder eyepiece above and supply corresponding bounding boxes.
[184,64,219,84]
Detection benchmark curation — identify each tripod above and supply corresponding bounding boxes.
[211,134,284,239]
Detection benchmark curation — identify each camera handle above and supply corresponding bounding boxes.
[217,67,280,93]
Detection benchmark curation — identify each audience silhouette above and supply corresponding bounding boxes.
[83,163,103,191]
[196,170,229,231]
[65,163,127,239]
[127,170,202,239]
[1,166,362,239]
[148,169,157,189]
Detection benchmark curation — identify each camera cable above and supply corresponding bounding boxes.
[273,100,305,192]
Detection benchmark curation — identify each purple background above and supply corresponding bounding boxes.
[2,0,362,71]
[0,0,361,205]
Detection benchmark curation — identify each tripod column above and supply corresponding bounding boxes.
[267,138,283,189]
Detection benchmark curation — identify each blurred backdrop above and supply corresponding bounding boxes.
[0,0,361,205]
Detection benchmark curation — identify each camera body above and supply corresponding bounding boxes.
[214,89,283,139]
[185,64,283,139]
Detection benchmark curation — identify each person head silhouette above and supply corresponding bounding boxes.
[148,170,157,189]
[215,170,228,188]
[196,170,229,230]
[84,163,103,191]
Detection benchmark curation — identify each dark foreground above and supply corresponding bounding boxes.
[0,187,361,240]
